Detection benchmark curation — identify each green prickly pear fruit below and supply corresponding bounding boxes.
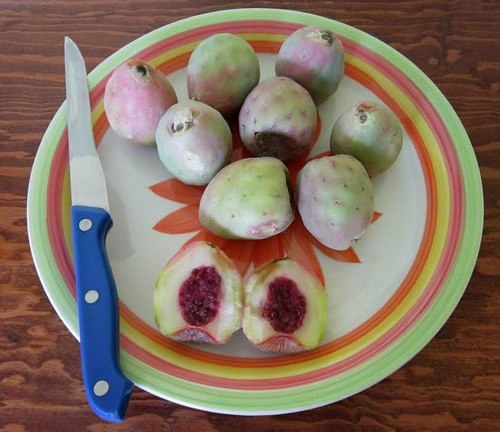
[330,101,403,177]
[199,157,295,240]
[187,33,260,117]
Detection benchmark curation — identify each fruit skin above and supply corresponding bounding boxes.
[239,76,317,161]
[155,101,232,186]
[275,26,344,105]
[187,33,260,117]
[296,154,374,251]
[199,157,295,240]
[330,101,403,177]
[153,241,243,344]
[243,258,327,353]
[104,60,177,146]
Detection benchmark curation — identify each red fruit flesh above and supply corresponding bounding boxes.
[262,277,306,333]
[178,266,221,326]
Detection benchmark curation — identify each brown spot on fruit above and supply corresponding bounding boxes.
[134,64,148,77]
[356,108,368,123]
[178,266,221,326]
[254,131,302,161]
[357,102,376,112]
[262,277,306,333]
[320,30,334,46]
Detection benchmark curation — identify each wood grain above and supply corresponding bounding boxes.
[1,1,499,430]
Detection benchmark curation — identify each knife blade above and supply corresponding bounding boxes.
[64,36,134,423]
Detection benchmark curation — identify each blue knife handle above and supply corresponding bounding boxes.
[71,205,134,422]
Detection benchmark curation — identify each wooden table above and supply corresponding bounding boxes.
[1,1,499,430]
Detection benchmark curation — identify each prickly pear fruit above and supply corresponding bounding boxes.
[155,101,232,186]
[187,33,260,117]
[296,154,374,250]
[239,76,317,161]
[330,101,403,177]
[104,60,177,146]
[275,26,344,105]
[199,157,295,240]
[242,258,327,353]
[154,241,243,344]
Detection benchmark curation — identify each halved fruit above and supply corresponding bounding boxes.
[242,258,327,353]
[154,241,243,344]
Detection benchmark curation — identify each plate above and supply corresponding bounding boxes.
[27,9,483,415]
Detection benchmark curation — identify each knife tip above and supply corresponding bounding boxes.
[64,36,81,61]
[64,36,79,52]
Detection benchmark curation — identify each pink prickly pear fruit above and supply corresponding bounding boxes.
[153,241,243,344]
[238,76,317,161]
[243,258,328,353]
[104,60,178,146]
[275,26,344,105]
[155,100,232,186]
[296,154,375,251]
[330,101,403,177]
[187,33,260,117]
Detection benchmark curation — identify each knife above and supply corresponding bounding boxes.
[64,36,134,422]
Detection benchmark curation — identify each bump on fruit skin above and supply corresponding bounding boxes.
[104,60,178,146]
[198,157,295,240]
[242,258,327,353]
[154,241,243,344]
[330,101,403,176]
[187,33,260,117]
[238,76,317,161]
[156,100,232,186]
[275,26,345,105]
[296,154,375,251]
